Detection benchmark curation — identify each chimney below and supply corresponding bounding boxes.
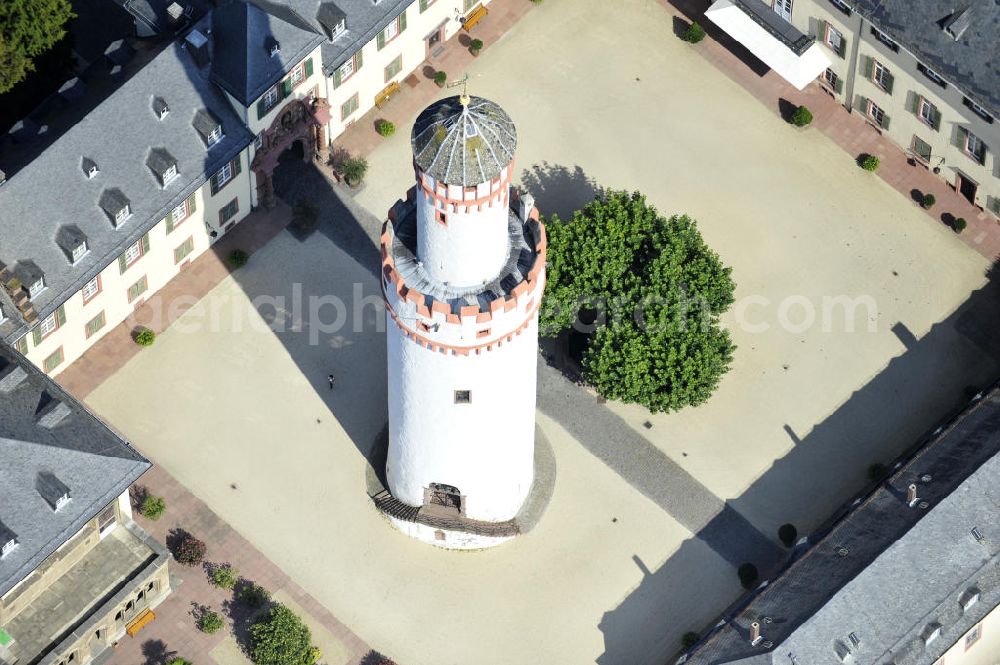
[0,363,28,392]
[750,621,762,645]
[186,29,210,67]
[906,483,919,507]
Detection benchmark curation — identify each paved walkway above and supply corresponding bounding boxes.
[660,0,1000,260]
[107,466,376,665]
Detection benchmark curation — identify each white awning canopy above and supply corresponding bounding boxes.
[704,0,832,90]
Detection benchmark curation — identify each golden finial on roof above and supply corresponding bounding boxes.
[447,74,471,106]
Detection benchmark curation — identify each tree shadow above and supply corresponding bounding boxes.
[941,211,956,228]
[421,64,436,79]
[222,578,274,654]
[141,639,177,665]
[518,162,602,221]
[359,650,398,665]
[667,0,770,77]
[672,16,692,39]
[777,98,797,123]
[164,527,192,559]
[910,188,924,204]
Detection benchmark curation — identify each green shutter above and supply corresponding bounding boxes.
[187,192,197,214]
[419,0,428,12]
[140,232,150,255]
[210,173,219,196]
[955,126,969,149]
[332,67,342,89]
[304,57,313,77]
[834,76,844,94]
[233,154,242,177]
[118,254,128,274]
[257,98,268,120]
[56,304,66,326]
[398,9,407,32]
[883,72,894,95]
[32,327,41,347]
[165,215,174,234]
[819,20,829,44]
[281,78,292,98]
[354,49,363,70]
[862,55,873,79]
[15,336,27,355]
[880,113,891,130]
[837,37,846,58]
[377,29,385,50]
[908,92,919,114]
[931,108,941,131]
[857,96,869,115]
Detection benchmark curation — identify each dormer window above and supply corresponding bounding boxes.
[14,261,47,299]
[267,38,281,57]
[100,188,132,226]
[38,471,72,512]
[82,157,99,179]
[57,225,89,265]
[317,2,347,40]
[147,147,179,187]
[193,109,223,147]
[0,537,16,559]
[153,96,169,120]
[29,277,45,298]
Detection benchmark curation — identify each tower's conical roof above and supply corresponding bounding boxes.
[411,95,517,187]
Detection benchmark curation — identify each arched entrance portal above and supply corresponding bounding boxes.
[251,97,331,208]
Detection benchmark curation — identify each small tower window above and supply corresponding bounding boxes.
[476,328,490,338]
[454,390,471,404]
[435,209,447,225]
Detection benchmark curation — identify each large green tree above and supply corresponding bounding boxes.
[541,190,736,413]
[0,0,75,93]
[250,605,318,665]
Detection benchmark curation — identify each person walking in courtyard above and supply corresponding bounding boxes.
[328,374,335,390]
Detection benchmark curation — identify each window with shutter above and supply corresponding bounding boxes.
[15,337,28,355]
[43,347,64,373]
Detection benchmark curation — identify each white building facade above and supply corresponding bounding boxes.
[380,95,546,547]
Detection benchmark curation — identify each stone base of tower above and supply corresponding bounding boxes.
[386,517,516,550]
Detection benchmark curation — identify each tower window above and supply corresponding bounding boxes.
[476,328,490,338]
[435,209,447,225]
[454,390,471,404]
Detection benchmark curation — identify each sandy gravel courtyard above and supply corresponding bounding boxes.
[88,0,1000,663]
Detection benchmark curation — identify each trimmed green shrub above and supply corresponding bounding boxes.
[683,21,706,43]
[860,154,880,171]
[250,604,316,665]
[176,534,207,566]
[920,193,936,209]
[198,610,224,634]
[469,39,483,53]
[341,157,368,186]
[790,105,813,127]
[778,523,798,548]
[376,119,395,137]
[953,217,967,233]
[134,328,156,346]
[140,495,166,520]
[228,249,249,268]
[167,659,192,665]
[239,582,271,609]
[434,71,447,87]
[738,563,759,590]
[212,564,240,590]
[682,632,701,650]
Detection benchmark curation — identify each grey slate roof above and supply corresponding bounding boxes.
[847,0,1000,116]
[0,38,254,344]
[685,387,1000,665]
[209,0,326,106]
[279,0,412,73]
[736,0,813,55]
[412,95,518,187]
[0,342,150,598]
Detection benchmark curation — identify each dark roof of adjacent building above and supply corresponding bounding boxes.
[113,0,210,35]
[279,0,411,73]
[0,37,254,344]
[412,95,518,186]
[209,0,325,105]
[684,387,1000,665]
[847,0,1000,115]
[0,343,150,598]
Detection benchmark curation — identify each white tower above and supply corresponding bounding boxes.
[379,94,546,548]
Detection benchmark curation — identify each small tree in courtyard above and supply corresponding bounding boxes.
[175,533,207,566]
[683,21,706,43]
[198,610,224,634]
[790,105,813,127]
[250,604,319,665]
[376,119,395,137]
[134,328,156,346]
[541,190,736,413]
[341,157,368,187]
[212,564,240,590]
[953,217,967,233]
[140,494,166,520]
[859,154,880,171]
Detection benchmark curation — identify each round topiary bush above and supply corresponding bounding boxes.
[134,328,156,346]
[341,157,368,187]
[953,217,967,233]
[738,563,759,590]
[860,154,880,171]
[167,659,192,665]
[469,39,483,54]
[920,193,936,209]
[176,534,207,566]
[682,631,701,650]
[228,249,249,268]
[684,21,706,43]
[790,105,813,127]
[434,71,447,87]
[212,564,240,590]
[198,610,224,634]
[778,523,798,548]
[376,119,395,137]
[140,495,166,520]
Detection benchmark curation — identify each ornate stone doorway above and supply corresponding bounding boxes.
[251,97,331,208]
